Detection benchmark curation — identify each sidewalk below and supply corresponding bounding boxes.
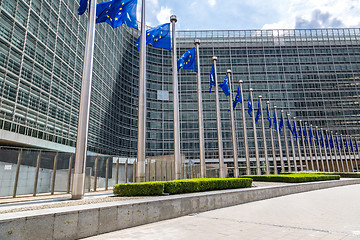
[85,184,360,240]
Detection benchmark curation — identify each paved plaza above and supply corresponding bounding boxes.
[86,184,360,240]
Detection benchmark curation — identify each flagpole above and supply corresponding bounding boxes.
[274,106,284,173]
[294,117,303,171]
[72,0,97,200]
[170,15,181,180]
[136,0,147,182]
[337,133,345,172]
[287,114,297,172]
[194,39,206,178]
[331,131,340,172]
[259,96,269,175]
[281,110,290,172]
[352,137,359,172]
[355,137,360,172]
[250,89,260,175]
[321,129,330,172]
[347,136,354,171]
[228,71,239,178]
[316,127,325,171]
[311,125,319,171]
[299,120,308,171]
[239,80,250,175]
[326,130,335,172]
[212,57,225,178]
[305,122,314,170]
[267,101,277,174]
[348,136,355,172]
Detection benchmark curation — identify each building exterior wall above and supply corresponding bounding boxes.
[0,1,359,162]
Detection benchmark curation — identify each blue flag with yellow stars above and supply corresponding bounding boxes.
[355,139,358,152]
[293,122,297,140]
[177,48,197,72]
[299,124,302,142]
[335,136,339,150]
[267,106,271,129]
[287,118,292,132]
[330,135,334,149]
[209,64,215,93]
[309,126,313,142]
[247,93,253,117]
[96,0,138,30]
[279,114,284,134]
[232,86,241,110]
[255,101,261,124]
[340,136,343,149]
[303,124,307,140]
[136,23,171,51]
[78,0,88,15]
[219,75,230,96]
[315,129,319,146]
[325,134,329,148]
[345,138,349,152]
[350,138,353,152]
[320,132,324,147]
[273,110,277,131]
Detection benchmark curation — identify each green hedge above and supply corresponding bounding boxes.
[113,178,253,196]
[163,178,253,194]
[113,182,164,196]
[241,174,340,183]
[295,171,360,178]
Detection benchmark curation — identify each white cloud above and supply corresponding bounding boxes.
[156,6,173,24]
[207,0,216,7]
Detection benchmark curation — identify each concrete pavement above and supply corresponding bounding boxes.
[85,184,360,240]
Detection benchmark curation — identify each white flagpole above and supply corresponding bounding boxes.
[228,71,239,178]
[287,114,297,172]
[337,133,345,172]
[250,89,260,175]
[239,81,250,175]
[170,15,181,180]
[194,39,206,178]
[326,130,335,172]
[136,0,147,182]
[321,129,330,172]
[346,136,354,171]
[274,106,284,173]
[305,122,314,170]
[281,110,290,172]
[267,101,277,174]
[212,57,225,178]
[317,127,325,171]
[72,0,97,200]
[294,118,303,171]
[259,96,269,175]
[310,125,319,171]
[299,120,308,171]
[331,131,340,172]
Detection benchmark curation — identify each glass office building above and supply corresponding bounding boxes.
[1,0,359,164]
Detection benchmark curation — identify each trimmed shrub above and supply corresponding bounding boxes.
[113,182,164,196]
[241,174,340,183]
[295,171,360,178]
[113,178,253,196]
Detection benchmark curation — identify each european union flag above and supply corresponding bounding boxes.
[255,101,261,124]
[248,93,253,117]
[209,65,215,93]
[303,124,307,140]
[293,122,297,140]
[350,138,354,152]
[315,129,319,146]
[78,0,88,15]
[320,132,324,147]
[330,135,334,149]
[279,114,284,134]
[136,23,171,51]
[335,136,339,150]
[219,75,230,96]
[232,86,241,110]
[309,126,313,142]
[287,118,291,131]
[177,48,197,72]
[345,138,349,152]
[96,0,138,30]
[273,110,277,131]
[340,136,343,149]
[299,124,302,142]
[267,106,271,128]
[325,134,329,149]
[355,139,358,152]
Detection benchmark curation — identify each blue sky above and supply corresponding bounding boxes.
[138,0,360,30]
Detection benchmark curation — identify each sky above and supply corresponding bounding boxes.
[137,0,360,30]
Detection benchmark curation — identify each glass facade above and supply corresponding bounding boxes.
[0,1,359,164]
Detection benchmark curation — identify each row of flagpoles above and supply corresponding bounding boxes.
[72,0,359,199]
